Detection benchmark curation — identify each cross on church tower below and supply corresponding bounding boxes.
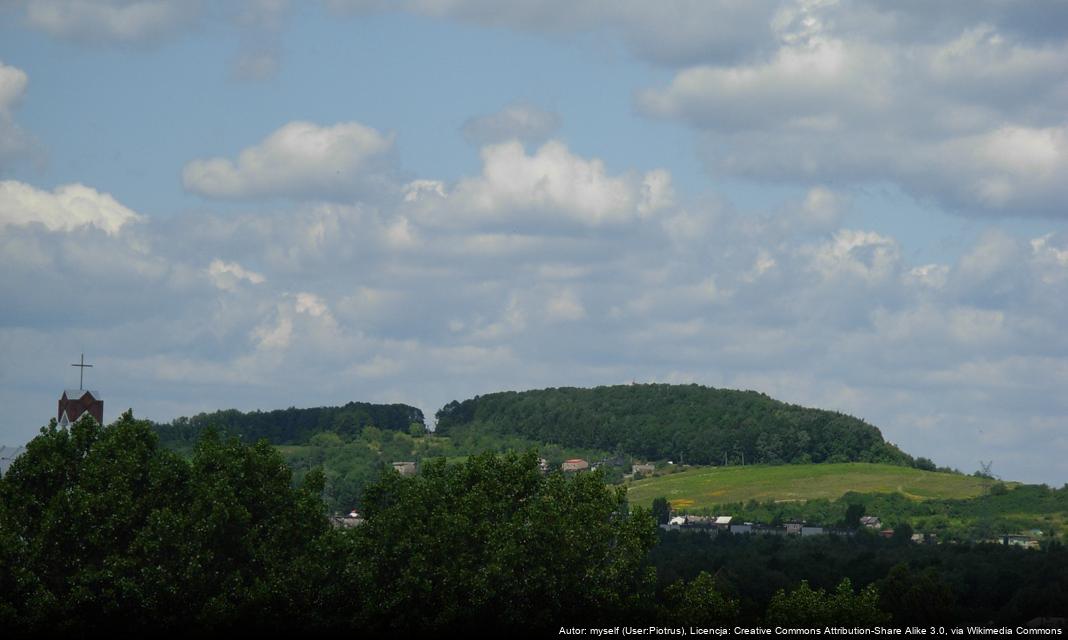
[71,353,93,390]
[58,354,103,427]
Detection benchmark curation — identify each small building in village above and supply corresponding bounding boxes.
[860,516,881,529]
[631,463,655,475]
[392,461,417,476]
[1002,534,1040,549]
[560,458,589,472]
[331,510,364,528]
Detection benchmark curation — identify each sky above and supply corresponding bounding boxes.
[1,1,1067,485]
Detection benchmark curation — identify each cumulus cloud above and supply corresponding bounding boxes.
[636,2,1068,217]
[23,0,203,44]
[182,121,397,200]
[461,103,561,146]
[404,140,674,226]
[0,180,142,234]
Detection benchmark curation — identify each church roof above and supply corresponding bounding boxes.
[63,389,101,399]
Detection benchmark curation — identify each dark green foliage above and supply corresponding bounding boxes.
[652,496,672,524]
[152,401,425,447]
[660,571,739,625]
[349,451,659,632]
[766,578,889,626]
[878,563,956,624]
[650,530,1068,624]
[892,521,914,544]
[845,503,866,529]
[0,412,344,633]
[435,384,916,467]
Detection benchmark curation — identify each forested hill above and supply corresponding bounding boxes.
[152,401,425,447]
[435,384,922,468]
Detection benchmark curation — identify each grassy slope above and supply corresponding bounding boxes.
[627,463,996,510]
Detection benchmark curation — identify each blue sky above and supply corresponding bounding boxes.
[2,1,1067,484]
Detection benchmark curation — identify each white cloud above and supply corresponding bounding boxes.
[207,259,265,291]
[461,103,561,145]
[182,121,396,200]
[803,229,900,285]
[407,140,673,226]
[634,5,1068,216]
[0,180,142,235]
[0,62,27,113]
[24,0,202,44]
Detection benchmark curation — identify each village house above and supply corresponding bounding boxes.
[860,516,881,529]
[392,461,417,476]
[330,510,364,528]
[631,463,655,475]
[560,458,589,472]
[1002,534,1040,549]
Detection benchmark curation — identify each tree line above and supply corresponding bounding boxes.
[436,384,922,468]
[151,401,426,448]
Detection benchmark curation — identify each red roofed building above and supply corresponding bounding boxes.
[58,389,103,427]
[560,458,589,472]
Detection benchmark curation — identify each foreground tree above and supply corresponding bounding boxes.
[660,571,739,625]
[0,412,339,632]
[350,450,659,632]
[765,578,890,626]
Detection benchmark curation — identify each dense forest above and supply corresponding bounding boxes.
[436,384,920,468]
[151,401,426,448]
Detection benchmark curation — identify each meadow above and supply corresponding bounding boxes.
[627,463,996,511]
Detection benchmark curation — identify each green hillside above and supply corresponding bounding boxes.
[436,384,923,469]
[627,463,995,511]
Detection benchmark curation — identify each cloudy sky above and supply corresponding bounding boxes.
[2,1,1067,484]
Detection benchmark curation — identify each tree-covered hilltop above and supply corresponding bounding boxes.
[152,401,425,448]
[435,384,919,468]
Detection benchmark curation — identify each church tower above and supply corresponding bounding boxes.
[58,354,103,427]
